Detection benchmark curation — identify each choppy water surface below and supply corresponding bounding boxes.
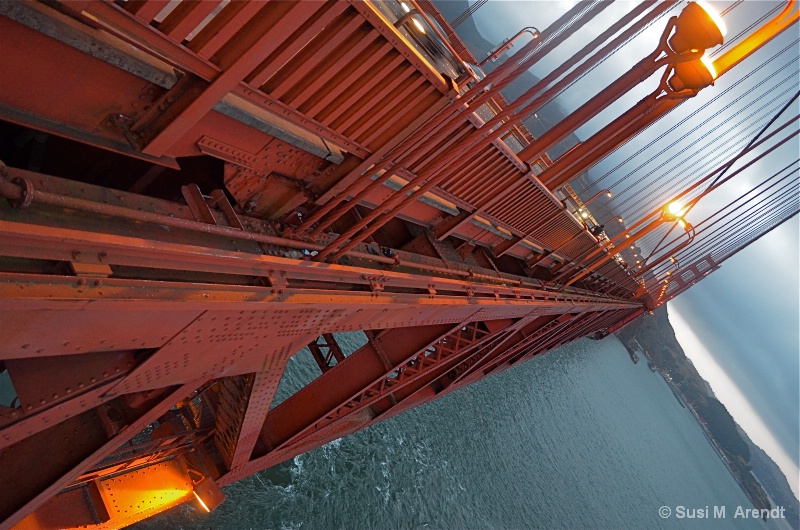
[138,334,767,529]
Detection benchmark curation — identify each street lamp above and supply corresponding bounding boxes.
[634,220,695,279]
[668,1,726,53]
[516,1,727,166]
[661,201,689,222]
[668,55,717,91]
[554,193,701,287]
[480,27,540,67]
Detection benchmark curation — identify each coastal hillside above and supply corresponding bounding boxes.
[737,425,800,527]
[615,306,798,520]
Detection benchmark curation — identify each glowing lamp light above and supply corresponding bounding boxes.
[413,18,426,33]
[668,1,726,54]
[662,201,688,221]
[617,217,624,223]
[193,477,225,513]
[668,202,684,215]
[701,54,717,79]
[668,55,716,91]
[697,1,727,37]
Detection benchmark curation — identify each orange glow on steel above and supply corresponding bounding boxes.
[194,491,211,512]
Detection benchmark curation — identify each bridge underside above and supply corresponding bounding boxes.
[0,1,651,528]
[0,169,639,528]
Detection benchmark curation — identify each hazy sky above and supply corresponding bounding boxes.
[670,215,799,498]
[456,0,799,498]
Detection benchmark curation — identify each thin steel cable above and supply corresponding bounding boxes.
[618,82,799,219]
[655,182,799,266]
[614,85,799,226]
[582,39,799,193]
[650,171,799,266]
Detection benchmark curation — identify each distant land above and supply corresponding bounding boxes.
[616,306,799,526]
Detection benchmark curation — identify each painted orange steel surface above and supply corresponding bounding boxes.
[0,0,794,528]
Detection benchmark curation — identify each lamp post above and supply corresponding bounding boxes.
[480,27,540,67]
[633,216,695,279]
[516,1,726,165]
[574,188,612,223]
[553,200,692,288]
[311,2,727,264]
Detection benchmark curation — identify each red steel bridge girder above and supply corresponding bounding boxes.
[0,166,637,526]
[0,0,691,526]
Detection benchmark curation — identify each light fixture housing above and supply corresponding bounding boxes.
[193,477,225,513]
[668,56,716,91]
[669,1,725,54]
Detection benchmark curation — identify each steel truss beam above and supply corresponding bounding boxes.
[0,168,640,526]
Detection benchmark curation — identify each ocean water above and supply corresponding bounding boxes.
[138,334,772,530]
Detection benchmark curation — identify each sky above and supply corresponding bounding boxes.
[670,215,799,499]
[446,0,800,499]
